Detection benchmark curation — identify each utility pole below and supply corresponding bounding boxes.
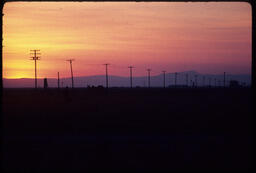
[104,63,110,88]
[147,69,151,88]
[30,49,40,89]
[186,73,188,87]
[174,72,177,88]
[66,59,75,88]
[128,66,134,88]
[57,72,60,88]
[209,77,211,87]
[162,71,166,88]
[214,78,217,87]
[224,72,226,88]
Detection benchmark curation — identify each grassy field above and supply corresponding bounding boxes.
[1,88,252,171]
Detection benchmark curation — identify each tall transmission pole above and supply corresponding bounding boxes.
[66,59,75,88]
[174,72,178,88]
[57,72,60,88]
[30,49,41,89]
[162,71,166,88]
[147,69,151,88]
[104,63,110,88]
[223,72,226,88]
[128,66,134,88]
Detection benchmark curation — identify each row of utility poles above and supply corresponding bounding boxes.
[30,50,227,89]
[57,67,228,89]
[30,49,75,89]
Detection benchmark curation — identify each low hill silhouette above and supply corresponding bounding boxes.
[3,70,251,88]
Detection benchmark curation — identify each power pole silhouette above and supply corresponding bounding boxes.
[57,72,60,88]
[128,66,134,88]
[162,71,166,88]
[147,69,151,88]
[30,49,40,89]
[214,78,217,87]
[223,72,226,87]
[186,73,188,87]
[104,63,110,88]
[174,72,177,88]
[66,59,75,88]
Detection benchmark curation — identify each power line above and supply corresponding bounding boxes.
[30,49,40,89]
[66,59,75,88]
[111,64,127,69]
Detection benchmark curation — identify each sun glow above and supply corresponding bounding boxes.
[3,2,251,79]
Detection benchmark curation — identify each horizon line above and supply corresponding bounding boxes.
[3,72,252,80]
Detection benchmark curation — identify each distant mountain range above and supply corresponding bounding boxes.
[3,70,251,88]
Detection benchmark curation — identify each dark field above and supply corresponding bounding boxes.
[1,88,252,171]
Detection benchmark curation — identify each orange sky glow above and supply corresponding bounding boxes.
[3,2,252,79]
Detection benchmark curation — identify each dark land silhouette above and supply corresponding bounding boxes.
[2,87,252,171]
[3,71,251,88]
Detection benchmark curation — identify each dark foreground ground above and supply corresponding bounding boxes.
[1,88,252,171]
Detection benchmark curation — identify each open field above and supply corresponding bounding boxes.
[1,88,252,171]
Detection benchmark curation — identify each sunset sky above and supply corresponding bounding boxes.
[3,2,252,79]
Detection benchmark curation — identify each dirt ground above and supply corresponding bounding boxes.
[1,88,252,171]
